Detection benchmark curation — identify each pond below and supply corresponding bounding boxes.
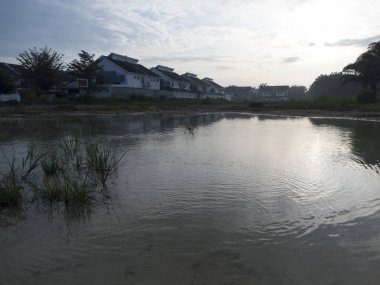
[1,113,380,285]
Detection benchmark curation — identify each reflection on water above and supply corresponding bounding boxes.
[309,118,380,169]
[1,114,380,285]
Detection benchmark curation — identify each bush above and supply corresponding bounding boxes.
[248,102,265,108]
[75,95,100,104]
[357,89,377,103]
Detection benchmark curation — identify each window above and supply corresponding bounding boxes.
[117,74,125,83]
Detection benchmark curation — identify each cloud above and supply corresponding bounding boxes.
[283,57,300,63]
[325,35,380,47]
[216,66,235,70]
[142,56,221,63]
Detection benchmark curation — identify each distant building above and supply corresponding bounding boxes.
[181,72,208,94]
[181,73,229,100]
[225,86,256,102]
[96,53,160,90]
[202,77,224,95]
[257,86,289,101]
[0,62,28,89]
[151,65,191,91]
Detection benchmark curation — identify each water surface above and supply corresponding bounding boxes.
[1,113,380,285]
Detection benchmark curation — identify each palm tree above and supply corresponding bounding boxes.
[342,41,380,96]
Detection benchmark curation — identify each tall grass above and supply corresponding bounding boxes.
[0,148,44,207]
[1,138,125,210]
[86,141,125,187]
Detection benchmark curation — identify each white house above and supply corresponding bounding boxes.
[181,73,207,93]
[202,77,225,94]
[151,65,191,91]
[96,53,160,90]
[257,86,289,101]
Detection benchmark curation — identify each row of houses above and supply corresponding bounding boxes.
[1,52,289,102]
[94,53,228,100]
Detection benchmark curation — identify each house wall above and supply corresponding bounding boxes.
[90,85,197,99]
[98,58,160,90]
[152,69,191,91]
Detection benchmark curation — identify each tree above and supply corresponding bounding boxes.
[17,46,64,91]
[258,83,267,90]
[308,72,361,98]
[0,70,15,94]
[288,85,307,100]
[342,41,380,96]
[67,50,102,87]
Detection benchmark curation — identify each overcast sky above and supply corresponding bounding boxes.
[1,0,379,87]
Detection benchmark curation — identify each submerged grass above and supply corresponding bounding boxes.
[0,148,44,207]
[1,137,125,211]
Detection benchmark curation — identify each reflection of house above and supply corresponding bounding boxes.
[96,53,160,90]
[151,65,191,91]
[258,86,289,101]
[0,62,28,89]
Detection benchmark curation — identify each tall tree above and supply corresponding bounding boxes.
[342,41,380,96]
[308,72,361,98]
[67,50,102,87]
[17,46,64,91]
[288,85,308,100]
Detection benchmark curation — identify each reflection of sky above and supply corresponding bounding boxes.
[112,116,380,239]
[1,114,380,240]
[2,115,380,284]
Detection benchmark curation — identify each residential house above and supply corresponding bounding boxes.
[225,86,260,102]
[0,62,28,89]
[202,78,224,95]
[181,73,208,94]
[257,86,289,101]
[151,65,191,91]
[96,53,160,90]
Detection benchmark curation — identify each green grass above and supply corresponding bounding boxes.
[1,138,125,210]
[0,159,22,206]
[0,148,44,207]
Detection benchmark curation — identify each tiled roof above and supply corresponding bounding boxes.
[158,69,187,82]
[106,56,159,77]
[203,79,223,89]
[182,74,208,87]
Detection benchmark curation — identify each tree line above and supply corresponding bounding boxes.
[307,41,380,102]
[0,46,101,93]
[1,41,380,102]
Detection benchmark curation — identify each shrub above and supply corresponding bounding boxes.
[357,89,377,103]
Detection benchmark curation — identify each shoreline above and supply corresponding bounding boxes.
[1,104,380,121]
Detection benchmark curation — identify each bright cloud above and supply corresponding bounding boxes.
[0,0,379,87]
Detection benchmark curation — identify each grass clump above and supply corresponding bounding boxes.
[0,149,44,207]
[36,137,124,207]
[86,141,125,187]
[1,137,125,211]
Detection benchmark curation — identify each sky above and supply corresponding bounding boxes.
[1,0,380,88]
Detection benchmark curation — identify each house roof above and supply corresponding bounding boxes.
[0,62,24,77]
[203,78,223,89]
[156,68,187,82]
[182,73,209,88]
[104,56,159,77]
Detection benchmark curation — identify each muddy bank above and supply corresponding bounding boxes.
[1,103,380,121]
